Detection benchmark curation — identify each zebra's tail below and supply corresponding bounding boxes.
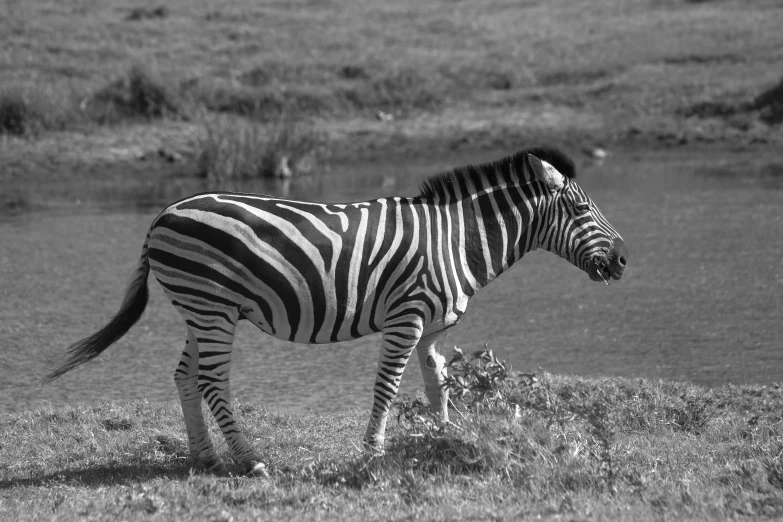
[42,238,151,385]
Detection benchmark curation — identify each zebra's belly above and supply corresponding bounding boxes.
[239,298,381,344]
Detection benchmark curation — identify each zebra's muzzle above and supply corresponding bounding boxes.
[588,256,613,284]
[588,238,627,284]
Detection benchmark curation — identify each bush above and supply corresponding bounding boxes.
[0,91,28,135]
[87,64,182,122]
[0,86,75,136]
[196,111,322,184]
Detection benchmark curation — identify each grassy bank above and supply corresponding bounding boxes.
[3,0,782,127]
[2,0,782,197]
[3,354,782,520]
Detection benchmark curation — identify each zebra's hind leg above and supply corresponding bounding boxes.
[415,331,449,420]
[191,310,267,476]
[363,321,423,453]
[174,328,225,473]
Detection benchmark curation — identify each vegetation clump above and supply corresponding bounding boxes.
[0,86,74,136]
[336,344,783,517]
[196,110,322,184]
[88,64,182,122]
[125,6,169,21]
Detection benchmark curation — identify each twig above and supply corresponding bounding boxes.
[449,398,467,420]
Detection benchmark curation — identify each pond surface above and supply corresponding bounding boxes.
[1,147,782,414]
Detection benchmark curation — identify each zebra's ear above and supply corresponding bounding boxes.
[527,154,565,191]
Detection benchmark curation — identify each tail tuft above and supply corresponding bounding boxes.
[42,253,150,385]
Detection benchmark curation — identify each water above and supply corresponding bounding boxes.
[1,147,782,414]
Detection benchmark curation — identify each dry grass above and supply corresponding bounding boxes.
[1,0,781,143]
[196,111,323,184]
[1,0,781,193]
[85,63,184,123]
[2,367,782,521]
[0,85,77,136]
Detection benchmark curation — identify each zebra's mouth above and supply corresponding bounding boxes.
[588,256,614,284]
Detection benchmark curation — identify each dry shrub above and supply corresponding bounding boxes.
[88,64,181,122]
[196,111,321,184]
[0,85,76,136]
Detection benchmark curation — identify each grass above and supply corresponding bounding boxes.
[0,85,77,136]
[196,110,323,184]
[0,63,182,134]
[2,1,782,145]
[2,345,782,520]
[85,63,184,123]
[1,0,782,199]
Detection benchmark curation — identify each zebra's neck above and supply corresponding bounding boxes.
[429,182,541,296]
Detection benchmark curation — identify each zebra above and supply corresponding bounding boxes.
[44,146,627,475]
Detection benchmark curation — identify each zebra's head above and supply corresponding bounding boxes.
[527,153,627,283]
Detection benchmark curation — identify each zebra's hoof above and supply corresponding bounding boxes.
[205,460,229,475]
[362,440,385,457]
[246,462,269,477]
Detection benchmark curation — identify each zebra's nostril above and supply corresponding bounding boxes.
[618,256,627,267]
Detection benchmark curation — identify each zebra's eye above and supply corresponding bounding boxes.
[574,202,591,215]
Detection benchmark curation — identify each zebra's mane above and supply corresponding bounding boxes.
[418,146,576,199]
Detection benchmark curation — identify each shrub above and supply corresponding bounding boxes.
[0,90,28,135]
[0,85,75,136]
[384,345,622,492]
[196,111,322,185]
[87,64,181,122]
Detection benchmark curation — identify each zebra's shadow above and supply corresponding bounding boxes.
[0,461,200,490]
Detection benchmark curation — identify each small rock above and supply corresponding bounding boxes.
[274,156,293,178]
[375,110,394,122]
[157,147,182,163]
[581,147,608,160]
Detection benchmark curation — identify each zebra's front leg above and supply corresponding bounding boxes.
[415,331,449,420]
[363,321,422,453]
[175,329,224,473]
